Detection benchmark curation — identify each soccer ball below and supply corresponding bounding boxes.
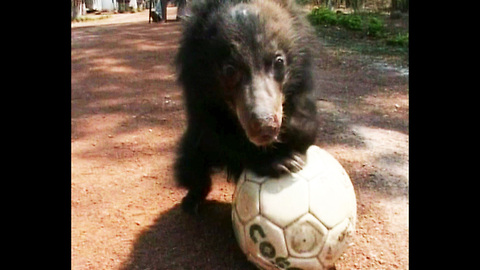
[232,145,356,270]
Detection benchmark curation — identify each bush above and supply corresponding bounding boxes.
[338,14,363,31]
[367,17,385,37]
[308,8,386,37]
[308,7,338,26]
[386,33,409,47]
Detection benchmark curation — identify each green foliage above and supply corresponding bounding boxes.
[308,8,385,35]
[338,14,363,31]
[295,0,314,5]
[307,6,408,59]
[306,6,408,66]
[386,33,409,47]
[366,17,384,37]
[308,7,339,26]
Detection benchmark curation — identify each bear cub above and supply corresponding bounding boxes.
[174,0,319,214]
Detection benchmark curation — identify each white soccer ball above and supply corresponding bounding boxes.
[232,145,356,270]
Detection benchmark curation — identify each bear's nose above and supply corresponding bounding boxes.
[250,114,281,139]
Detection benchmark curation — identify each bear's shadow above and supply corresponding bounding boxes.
[120,201,257,270]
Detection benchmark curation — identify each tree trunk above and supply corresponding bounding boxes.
[351,0,363,12]
[391,0,398,11]
[72,0,86,20]
[327,0,333,10]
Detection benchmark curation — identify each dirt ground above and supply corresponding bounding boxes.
[72,10,408,270]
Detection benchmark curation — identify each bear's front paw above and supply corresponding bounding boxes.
[272,152,306,176]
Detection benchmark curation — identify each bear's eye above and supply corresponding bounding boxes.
[223,64,236,78]
[273,54,285,81]
[274,55,284,69]
[222,64,242,87]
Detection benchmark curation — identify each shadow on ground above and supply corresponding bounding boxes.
[310,51,409,199]
[71,21,184,141]
[120,201,257,270]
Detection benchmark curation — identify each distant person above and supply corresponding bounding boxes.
[176,0,192,19]
[152,0,168,22]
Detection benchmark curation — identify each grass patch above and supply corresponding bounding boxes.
[366,16,385,37]
[308,7,409,43]
[386,32,409,47]
[72,14,111,22]
[308,7,386,37]
[307,7,408,66]
[308,7,338,25]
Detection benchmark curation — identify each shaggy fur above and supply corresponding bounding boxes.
[174,0,318,213]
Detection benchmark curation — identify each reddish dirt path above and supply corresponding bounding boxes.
[72,10,408,270]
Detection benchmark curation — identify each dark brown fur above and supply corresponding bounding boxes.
[174,0,318,214]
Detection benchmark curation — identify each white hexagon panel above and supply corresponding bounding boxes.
[284,213,328,258]
[260,176,309,228]
[243,170,270,184]
[309,174,356,229]
[318,216,356,267]
[232,208,247,254]
[294,145,330,180]
[307,148,356,229]
[235,180,260,224]
[286,257,325,270]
